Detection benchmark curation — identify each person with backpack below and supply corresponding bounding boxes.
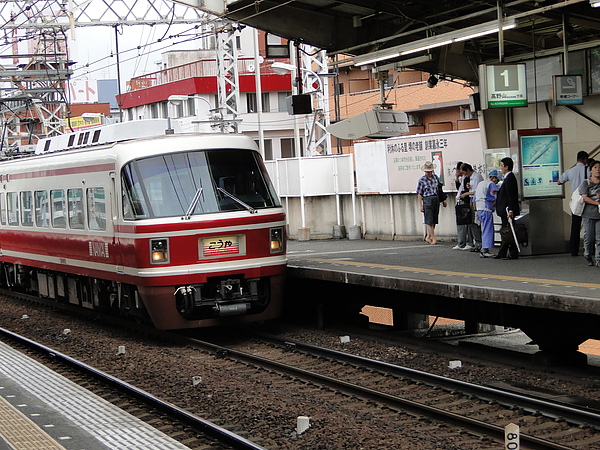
[558,150,588,256]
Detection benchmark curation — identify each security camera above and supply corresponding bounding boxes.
[426,75,438,88]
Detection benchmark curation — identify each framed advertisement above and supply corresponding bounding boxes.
[517,128,563,199]
[479,63,528,109]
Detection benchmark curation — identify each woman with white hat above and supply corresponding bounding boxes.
[417,161,447,245]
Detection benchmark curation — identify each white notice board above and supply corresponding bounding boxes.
[383,129,485,193]
[356,129,485,193]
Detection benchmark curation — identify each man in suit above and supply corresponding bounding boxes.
[495,157,521,260]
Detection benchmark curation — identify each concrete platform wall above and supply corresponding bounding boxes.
[284,192,460,241]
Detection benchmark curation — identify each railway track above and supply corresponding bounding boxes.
[184,329,600,450]
[0,326,266,450]
[253,331,600,429]
[3,287,600,448]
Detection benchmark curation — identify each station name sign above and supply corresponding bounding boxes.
[479,63,528,109]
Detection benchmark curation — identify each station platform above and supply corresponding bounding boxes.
[0,339,189,450]
[286,238,600,355]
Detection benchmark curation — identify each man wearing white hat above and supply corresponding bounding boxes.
[417,161,447,245]
[475,170,501,257]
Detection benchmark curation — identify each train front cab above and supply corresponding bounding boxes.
[115,137,287,329]
[132,224,287,330]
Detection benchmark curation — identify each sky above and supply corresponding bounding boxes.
[67,23,207,86]
[0,0,215,89]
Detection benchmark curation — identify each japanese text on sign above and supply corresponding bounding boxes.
[202,235,241,258]
[387,138,448,153]
[208,239,233,250]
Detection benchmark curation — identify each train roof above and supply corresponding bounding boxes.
[0,120,257,173]
[0,132,260,178]
[35,119,186,155]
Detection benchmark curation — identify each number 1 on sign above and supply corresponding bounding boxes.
[505,423,520,449]
[500,69,509,87]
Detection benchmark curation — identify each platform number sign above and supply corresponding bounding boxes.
[480,64,527,109]
[505,423,520,450]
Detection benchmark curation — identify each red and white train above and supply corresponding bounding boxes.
[0,119,286,329]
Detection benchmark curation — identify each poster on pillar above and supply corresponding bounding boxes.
[515,128,564,199]
[384,129,485,193]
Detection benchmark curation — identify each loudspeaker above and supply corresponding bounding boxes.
[286,94,313,115]
[326,110,409,139]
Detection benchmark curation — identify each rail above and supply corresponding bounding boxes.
[0,327,266,450]
[184,330,588,450]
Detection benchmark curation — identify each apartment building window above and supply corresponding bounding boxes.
[246,93,270,113]
[247,93,257,113]
[349,77,371,93]
[281,138,296,158]
[265,34,289,58]
[277,92,292,112]
[261,93,270,112]
[150,103,159,119]
[460,106,476,120]
[407,113,423,126]
[255,139,273,160]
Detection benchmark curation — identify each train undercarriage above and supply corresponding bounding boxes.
[0,262,274,328]
[0,262,151,324]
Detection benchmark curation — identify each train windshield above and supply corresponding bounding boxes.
[121,149,280,219]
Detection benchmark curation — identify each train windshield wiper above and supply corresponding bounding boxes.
[183,188,203,220]
[217,187,257,214]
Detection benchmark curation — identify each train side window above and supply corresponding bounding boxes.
[68,188,84,229]
[0,194,5,226]
[20,191,33,227]
[7,192,19,226]
[35,190,49,227]
[87,188,106,231]
[50,189,66,228]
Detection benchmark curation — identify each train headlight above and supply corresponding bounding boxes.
[270,227,284,253]
[150,238,169,264]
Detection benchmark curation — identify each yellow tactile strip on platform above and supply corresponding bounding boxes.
[0,395,65,450]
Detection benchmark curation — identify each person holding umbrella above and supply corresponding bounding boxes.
[417,161,447,245]
[494,157,521,260]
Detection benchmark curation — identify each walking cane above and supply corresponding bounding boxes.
[506,207,521,253]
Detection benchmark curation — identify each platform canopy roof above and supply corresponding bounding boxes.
[189,0,600,83]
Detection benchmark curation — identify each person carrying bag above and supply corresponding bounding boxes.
[455,201,472,225]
